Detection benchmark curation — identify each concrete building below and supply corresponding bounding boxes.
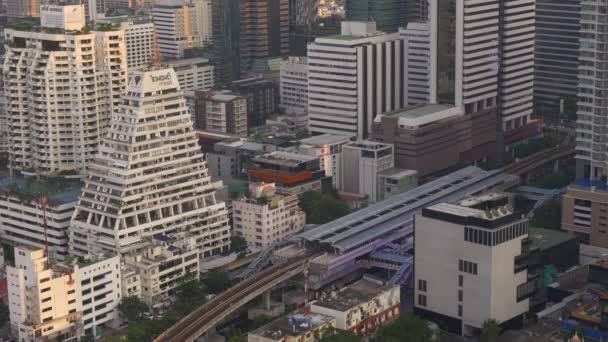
[372,104,498,178]
[192,0,213,47]
[562,183,608,247]
[7,245,123,340]
[414,193,532,335]
[299,134,354,189]
[116,18,155,70]
[280,56,308,127]
[0,177,81,262]
[7,0,39,18]
[248,312,335,342]
[151,0,200,59]
[210,0,241,84]
[232,183,305,248]
[345,0,407,32]
[3,4,127,175]
[194,90,248,136]
[534,0,581,117]
[240,0,289,71]
[310,278,400,335]
[377,168,418,202]
[206,139,279,183]
[166,57,214,92]
[124,235,199,306]
[231,76,279,128]
[341,141,394,203]
[400,22,431,106]
[121,268,141,299]
[307,22,406,139]
[69,67,231,259]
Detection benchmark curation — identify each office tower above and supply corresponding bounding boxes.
[407,0,428,22]
[240,0,289,71]
[193,0,213,47]
[152,0,200,59]
[8,246,122,340]
[340,140,394,202]
[7,0,40,18]
[232,183,305,248]
[400,22,431,106]
[534,0,581,117]
[429,0,536,140]
[194,90,248,136]
[415,193,532,335]
[3,4,127,175]
[280,56,308,126]
[307,22,406,138]
[345,0,407,32]
[69,67,231,258]
[166,57,215,92]
[118,18,156,69]
[211,0,240,84]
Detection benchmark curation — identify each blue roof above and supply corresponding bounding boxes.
[370,251,411,264]
[576,179,608,190]
[153,234,171,242]
[167,245,179,251]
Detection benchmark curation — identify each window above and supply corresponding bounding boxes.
[418,279,427,292]
[458,290,463,302]
[417,294,427,307]
[459,275,463,287]
[459,260,478,275]
[458,305,462,317]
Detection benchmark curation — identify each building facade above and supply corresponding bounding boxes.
[3,5,127,175]
[69,67,231,259]
[414,194,532,335]
[280,56,308,127]
[194,90,248,136]
[151,0,199,59]
[562,185,608,247]
[345,0,408,32]
[340,141,394,202]
[400,22,431,106]
[119,18,156,70]
[166,57,215,92]
[7,0,40,18]
[298,134,353,189]
[377,168,417,201]
[231,76,279,128]
[232,183,305,248]
[211,0,240,84]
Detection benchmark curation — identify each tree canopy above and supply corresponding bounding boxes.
[231,235,248,252]
[299,191,350,224]
[531,198,562,230]
[201,269,232,294]
[375,313,434,342]
[319,326,361,342]
[480,319,501,342]
[118,296,148,323]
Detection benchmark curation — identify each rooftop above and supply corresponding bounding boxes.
[251,312,334,340]
[375,104,462,129]
[528,227,577,251]
[0,176,81,205]
[312,278,396,312]
[344,140,393,150]
[253,151,317,167]
[378,168,418,178]
[165,57,211,68]
[299,133,354,146]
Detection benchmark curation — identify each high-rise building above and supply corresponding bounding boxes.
[534,0,581,117]
[69,67,231,258]
[3,4,127,175]
[232,182,305,248]
[400,22,431,106]
[152,0,200,59]
[7,0,40,18]
[117,18,156,70]
[240,0,290,71]
[194,90,248,136]
[166,57,215,92]
[211,0,241,84]
[414,193,533,335]
[345,0,408,32]
[307,21,407,138]
[231,76,279,128]
[280,56,308,126]
[340,140,394,203]
[193,0,213,47]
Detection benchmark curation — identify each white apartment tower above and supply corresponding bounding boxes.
[3,4,127,175]
[120,19,156,70]
[307,22,407,139]
[280,57,308,115]
[69,67,231,259]
[414,194,532,335]
[400,22,431,106]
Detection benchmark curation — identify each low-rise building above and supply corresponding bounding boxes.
[414,193,533,335]
[124,235,199,306]
[299,134,353,189]
[206,140,279,183]
[377,168,418,202]
[194,90,248,136]
[340,141,394,203]
[310,278,400,336]
[166,57,215,92]
[232,183,305,248]
[248,312,335,342]
[121,268,142,299]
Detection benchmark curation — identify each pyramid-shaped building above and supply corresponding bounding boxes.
[69,67,231,258]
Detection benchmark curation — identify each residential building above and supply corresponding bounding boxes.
[194,90,248,136]
[414,193,532,335]
[111,17,155,70]
[298,134,353,189]
[562,183,608,247]
[8,245,123,340]
[7,0,39,18]
[240,0,289,71]
[151,0,200,59]
[280,56,308,127]
[232,183,305,248]
[310,278,400,335]
[211,0,240,84]
[166,57,214,92]
[0,96,9,153]
[248,312,335,342]
[3,4,127,175]
[534,0,581,117]
[341,141,394,203]
[345,0,407,32]
[372,104,498,178]
[124,235,199,306]
[206,140,279,183]
[231,76,279,128]
[377,168,418,201]
[0,177,81,262]
[307,21,406,139]
[121,268,142,299]
[400,22,431,106]
[246,151,329,195]
[69,67,231,259]
[192,0,213,47]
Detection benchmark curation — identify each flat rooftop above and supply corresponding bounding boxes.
[165,57,211,67]
[253,151,317,167]
[299,133,353,146]
[376,104,462,129]
[378,168,417,178]
[251,312,334,339]
[528,227,577,251]
[0,176,81,205]
[312,278,396,312]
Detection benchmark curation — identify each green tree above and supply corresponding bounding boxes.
[480,319,502,342]
[319,326,361,342]
[118,296,148,323]
[531,198,562,230]
[175,275,205,314]
[299,191,350,224]
[228,336,245,342]
[0,301,9,328]
[201,269,232,294]
[230,235,248,252]
[375,313,433,342]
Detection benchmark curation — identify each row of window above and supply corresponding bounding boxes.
[464,221,528,247]
[459,260,478,275]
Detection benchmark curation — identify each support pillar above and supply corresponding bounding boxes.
[264,291,271,311]
[554,159,560,173]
